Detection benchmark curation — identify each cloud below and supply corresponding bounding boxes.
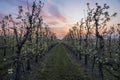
[48,3,67,22]
[40,2,67,27]
[48,21,59,25]
[41,10,66,25]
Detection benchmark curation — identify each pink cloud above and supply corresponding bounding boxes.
[41,11,67,23]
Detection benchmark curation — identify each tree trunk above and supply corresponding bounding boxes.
[26,58,31,71]
[98,62,104,80]
[85,54,88,65]
[15,49,21,80]
[108,36,112,58]
[79,53,82,60]
[92,56,96,72]
[35,55,38,63]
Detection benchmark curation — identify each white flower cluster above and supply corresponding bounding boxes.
[8,68,13,74]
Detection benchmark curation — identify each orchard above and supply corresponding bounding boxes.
[0,0,119,80]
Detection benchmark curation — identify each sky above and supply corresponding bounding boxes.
[0,0,120,39]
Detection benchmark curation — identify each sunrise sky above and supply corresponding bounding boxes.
[0,0,120,39]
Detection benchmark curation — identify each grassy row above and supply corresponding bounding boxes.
[35,44,88,80]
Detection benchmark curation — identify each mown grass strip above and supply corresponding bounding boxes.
[37,44,88,80]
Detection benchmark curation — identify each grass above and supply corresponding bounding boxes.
[25,43,89,80]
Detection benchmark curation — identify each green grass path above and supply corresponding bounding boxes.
[25,44,89,80]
